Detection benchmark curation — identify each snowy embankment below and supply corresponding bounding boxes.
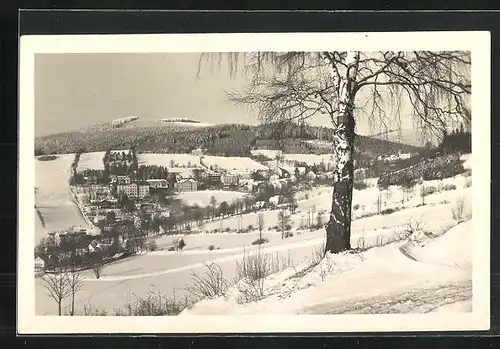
[181,220,472,315]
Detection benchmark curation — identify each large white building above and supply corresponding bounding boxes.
[117,183,150,199]
[146,179,170,189]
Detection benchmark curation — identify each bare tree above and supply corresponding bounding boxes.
[42,271,71,315]
[66,266,84,316]
[91,253,104,279]
[199,51,470,253]
[277,209,291,239]
[257,213,265,242]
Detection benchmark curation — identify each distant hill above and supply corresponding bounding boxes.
[79,116,212,133]
[35,121,423,160]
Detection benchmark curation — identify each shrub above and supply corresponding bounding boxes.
[146,239,158,252]
[284,232,294,238]
[353,204,360,210]
[81,303,108,316]
[422,157,464,181]
[353,181,368,190]
[225,227,231,233]
[185,262,229,300]
[378,154,464,187]
[375,235,385,247]
[380,208,396,215]
[208,245,215,251]
[236,249,271,283]
[442,184,457,191]
[114,289,189,316]
[167,246,175,252]
[251,238,269,246]
[452,196,466,221]
[464,177,472,188]
[247,225,254,231]
[422,185,438,196]
[37,155,59,161]
[357,236,366,250]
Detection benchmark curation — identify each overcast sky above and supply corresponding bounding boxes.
[35,53,416,139]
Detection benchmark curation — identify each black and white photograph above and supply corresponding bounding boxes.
[18,32,490,333]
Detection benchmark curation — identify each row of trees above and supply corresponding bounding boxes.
[440,125,471,154]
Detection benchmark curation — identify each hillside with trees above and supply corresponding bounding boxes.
[35,121,423,161]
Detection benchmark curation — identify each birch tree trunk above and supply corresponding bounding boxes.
[325,51,359,254]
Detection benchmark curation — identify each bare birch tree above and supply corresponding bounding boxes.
[42,271,71,315]
[199,50,470,254]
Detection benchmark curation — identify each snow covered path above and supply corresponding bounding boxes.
[301,280,472,314]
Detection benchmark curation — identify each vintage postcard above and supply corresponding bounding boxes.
[18,31,490,334]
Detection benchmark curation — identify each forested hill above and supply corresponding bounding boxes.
[35,121,423,158]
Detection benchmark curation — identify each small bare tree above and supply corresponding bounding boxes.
[42,271,71,316]
[91,253,104,279]
[278,209,291,239]
[66,267,84,316]
[257,213,265,242]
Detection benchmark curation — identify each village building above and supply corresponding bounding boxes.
[221,173,240,187]
[254,201,266,210]
[306,170,317,181]
[146,179,170,189]
[265,160,280,172]
[88,241,101,253]
[110,175,131,185]
[202,170,222,183]
[398,153,412,160]
[191,148,205,156]
[295,166,307,176]
[97,198,119,209]
[34,256,45,272]
[269,195,281,206]
[117,183,150,199]
[174,178,198,192]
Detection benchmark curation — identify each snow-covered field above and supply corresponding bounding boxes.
[283,153,335,166]
[250,149,282,159]
[138,153,202,168]
[202,156,267,171]
[77,151,106,171]
[35,153,89,243]
[175,190,248,208]
[250,149,335,167]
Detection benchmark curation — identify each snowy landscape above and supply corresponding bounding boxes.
[34,145,473,316]
[31,49,476,322]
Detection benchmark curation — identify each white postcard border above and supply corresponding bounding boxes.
[18,31,491,334]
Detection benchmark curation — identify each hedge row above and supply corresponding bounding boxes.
[377,154,465,188]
